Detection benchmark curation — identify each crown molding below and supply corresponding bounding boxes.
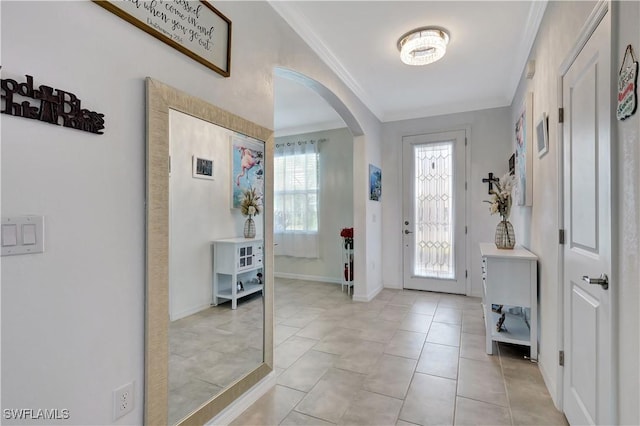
[381,96,511,123]
[268,1,384,121]
[274,120,347,138]
[270,1,547,125]
[506,1,548,101]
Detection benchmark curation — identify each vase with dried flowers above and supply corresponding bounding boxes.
[240,187,261,238]
[484,173,516,249]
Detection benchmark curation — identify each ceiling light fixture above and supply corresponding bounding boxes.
[397,27,450,66]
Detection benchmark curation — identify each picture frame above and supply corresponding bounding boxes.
[515,92,534,206]
[232,134,264,209]
[93,1,231,77]
[192,155,214,180]
[536,112,549,158]
[369,164,382,201]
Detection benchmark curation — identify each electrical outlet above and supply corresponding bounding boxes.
[113,381,134,420]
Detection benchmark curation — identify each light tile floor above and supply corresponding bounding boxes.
[168,293,263,424]
[232,279,567,426]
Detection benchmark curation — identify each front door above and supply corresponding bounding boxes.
[562,6,613,425]
[402,130,466,294]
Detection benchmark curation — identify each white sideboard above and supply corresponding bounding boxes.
[212,237,263,309]
[479,243,538,360]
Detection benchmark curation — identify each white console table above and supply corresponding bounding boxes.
[480,243,538,360]
[212,237,263,309]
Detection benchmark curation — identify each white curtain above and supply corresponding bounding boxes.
[273,138,322,258]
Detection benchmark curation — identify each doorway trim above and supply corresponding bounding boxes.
[555,0,617,416]
[401,126,471,296]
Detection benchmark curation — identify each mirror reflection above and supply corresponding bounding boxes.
[167,109,265,424]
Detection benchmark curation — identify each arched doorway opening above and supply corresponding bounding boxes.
[273,67,365,299]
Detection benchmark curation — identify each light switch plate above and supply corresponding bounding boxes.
[1,224,18,247]
[22,224,37,245]
[1,216,45,256]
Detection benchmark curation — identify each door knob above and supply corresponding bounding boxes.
[404,230,413,234]
[582,273,609,290]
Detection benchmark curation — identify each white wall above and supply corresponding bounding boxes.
[508,0,600,408]
[169,110,260,320]
[508,2,640,423]
[0,1,382,424]
[507,0,595,403]
[361,131,384,301]
[382,107,512,297]
[611,2,639,424]
[274,128,353,283]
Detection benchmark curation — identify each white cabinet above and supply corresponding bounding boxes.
[480,243,538,360]
[212,237,263,309]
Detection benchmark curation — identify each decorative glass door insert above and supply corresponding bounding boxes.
[413,142,454,279]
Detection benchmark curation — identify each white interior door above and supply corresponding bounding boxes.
[562,7,613,425]
[402,130,466,294]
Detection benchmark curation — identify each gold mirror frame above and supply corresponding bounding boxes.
[145,77,274,425]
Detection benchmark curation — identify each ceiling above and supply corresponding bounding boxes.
[271,1,547,134]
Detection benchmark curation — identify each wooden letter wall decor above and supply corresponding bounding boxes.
[0,74,105,134]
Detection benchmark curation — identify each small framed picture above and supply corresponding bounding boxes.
[369,164,382,201]
[536,112,549,158]
[192,156,214,180]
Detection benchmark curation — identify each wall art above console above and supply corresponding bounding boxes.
[0,73,105,135]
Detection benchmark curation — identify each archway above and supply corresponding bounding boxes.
[273,67,366,299]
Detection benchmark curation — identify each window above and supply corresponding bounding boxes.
[274,153,319,233]
[274,139,321,258]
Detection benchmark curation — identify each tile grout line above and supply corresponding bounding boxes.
[375,294,421,425]
[398,310,433,425]
[496,342,516,426]
[451,299,463,426]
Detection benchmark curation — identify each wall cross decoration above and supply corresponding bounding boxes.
[482,172,498,194]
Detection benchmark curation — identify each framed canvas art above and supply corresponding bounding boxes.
[232,134,264,209]
[369,164,382,201]
[515,92,533,206]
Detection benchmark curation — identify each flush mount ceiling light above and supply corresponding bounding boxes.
[397,27,450,66]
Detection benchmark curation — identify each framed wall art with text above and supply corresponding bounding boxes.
[94,0,231,77]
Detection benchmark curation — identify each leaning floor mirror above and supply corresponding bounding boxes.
[145,77,274,425]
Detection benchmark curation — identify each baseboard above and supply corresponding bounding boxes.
[274,271,342,285]
[382,281,402,289]
[353,284,383,302]
[205,371,277,425]
[470,289,483,298]
[538,358,561,410]
[170,302,211,321]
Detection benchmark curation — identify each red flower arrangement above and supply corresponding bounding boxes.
[340,227,354,239]
[340,227,354,250]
